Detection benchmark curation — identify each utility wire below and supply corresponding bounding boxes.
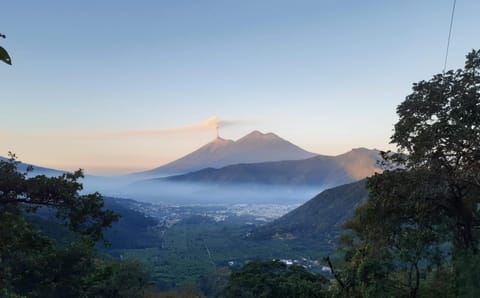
[443,0,457,73]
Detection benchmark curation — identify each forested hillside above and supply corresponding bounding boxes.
[253,180,368,241]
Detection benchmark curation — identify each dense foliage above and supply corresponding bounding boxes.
[224,261,328,298]
[0,154,151,297]
[327,49,480,297]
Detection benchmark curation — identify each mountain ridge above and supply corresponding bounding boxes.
[159,148,383,187]
[0,156,64,177]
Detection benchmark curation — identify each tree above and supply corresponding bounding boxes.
[87,259,151,298]
[329,170,452,297]
[198,267,231,297]
[224,261,329,298]
[0,154,150,297]
[391,49,480,251]
[0,33,12,65]
[329,49,480,297]
[0,152,119,241]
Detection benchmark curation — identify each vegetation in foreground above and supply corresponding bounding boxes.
[224,261,328,298]
[0,154,152,297]
[324,49,480,298]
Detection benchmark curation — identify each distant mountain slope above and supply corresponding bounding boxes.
[252,180,368,241]
[136,130,317,176]
[162,148,382,187]
[164,156,349,186]
[0,156,64,177]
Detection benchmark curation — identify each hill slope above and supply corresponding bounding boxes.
[136,131,317,176]
[28,197,160,250]
[252,180,368,241]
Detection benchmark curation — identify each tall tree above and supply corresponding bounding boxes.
[391,49,480,251]
[0,153,119,241]
[329,49,480,297]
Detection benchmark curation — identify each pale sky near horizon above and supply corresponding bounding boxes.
[1,0,479,175]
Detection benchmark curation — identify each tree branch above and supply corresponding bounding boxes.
[324,256,345,289]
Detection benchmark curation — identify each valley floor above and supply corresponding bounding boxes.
[105,199,333,291]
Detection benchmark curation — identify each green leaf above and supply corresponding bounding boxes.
[0,46,12,65]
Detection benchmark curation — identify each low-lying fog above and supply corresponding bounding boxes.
[81,175,325,206]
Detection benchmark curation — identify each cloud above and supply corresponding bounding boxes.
[197,116,244,129]
[102,116,221,137]
[0,117,245,140]
[94,116,244,138]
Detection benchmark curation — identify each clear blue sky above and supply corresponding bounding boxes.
[1,0,479,174]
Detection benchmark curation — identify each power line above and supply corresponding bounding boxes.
[443,0,457,73]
